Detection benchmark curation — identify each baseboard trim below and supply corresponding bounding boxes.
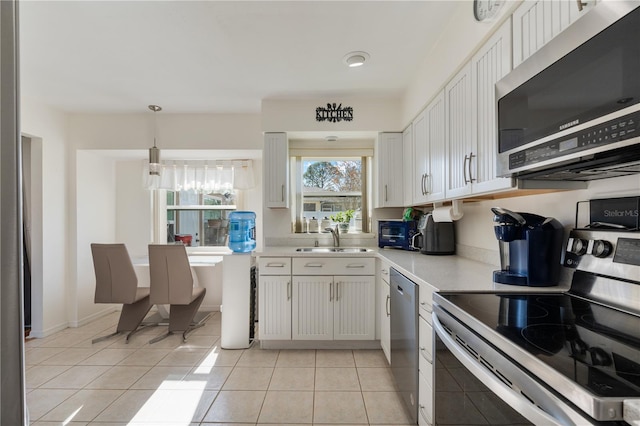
[259,339,382,350]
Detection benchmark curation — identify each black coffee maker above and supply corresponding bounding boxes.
[491,207,564,286]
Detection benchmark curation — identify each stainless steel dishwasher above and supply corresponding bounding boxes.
[390,268,418,424]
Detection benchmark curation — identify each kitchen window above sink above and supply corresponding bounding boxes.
[291,155,372,234]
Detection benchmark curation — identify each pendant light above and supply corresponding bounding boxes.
[148,104,162,176]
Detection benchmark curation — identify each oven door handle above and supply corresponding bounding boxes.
[432,310,567,426]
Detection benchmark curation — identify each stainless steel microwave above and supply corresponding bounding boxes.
[496,2,640,181]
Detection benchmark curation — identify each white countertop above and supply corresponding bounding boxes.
[131,255,225,266]
[257,247,569,294]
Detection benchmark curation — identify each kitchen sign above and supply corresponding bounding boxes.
[316,103,353,123]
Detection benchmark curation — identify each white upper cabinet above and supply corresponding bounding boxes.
[444,62,473,199]
[375,132,404,208]
[469,18,515,196]
[412,91,446,205]
[513,0,595,68]
[446,19,514,199]
[412,109,428,204]
[264,132,289,208]
[402,125,414,207]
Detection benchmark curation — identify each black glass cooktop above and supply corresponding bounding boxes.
[440,292,640,398]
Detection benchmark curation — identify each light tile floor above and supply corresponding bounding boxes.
[25,311,413,425]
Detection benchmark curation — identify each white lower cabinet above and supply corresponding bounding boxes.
[258,275,292,340]
[379,260,391,363]
[292,276,333,340]
[260,256,376,343]
[419,370,434,426]
[292,274,375,340]
[258,257,292,340]
[418,282,435,425]
[419,315,433,367]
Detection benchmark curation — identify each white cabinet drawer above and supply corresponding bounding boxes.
[418,341,433,385]
[419,370,434,425]
[292,257,375,276]
[379,260,390,284]
[258,257,291,275]
[418,283,434,321]
[419,315,433,367]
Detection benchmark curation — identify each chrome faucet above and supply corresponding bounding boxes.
[325,225,340,247]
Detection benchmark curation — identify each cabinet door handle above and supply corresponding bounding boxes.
[346,264,365,268]
[420,173,426,195]
[381,269,389,275]
[287,281,291,300]
[419,404,432,424]
[420,346,433,363]
[468,152,476,183]
[336,281,340,301]
[265,263,285,268]
[385,295,390,317]
[281,184,285,202]
[463,154,470,184]
[576,0,586,12]
[304,263,324,268]
[329,282,333,301]
[420,301,433,313]
[384,184,388,202]
[424,173,430,194]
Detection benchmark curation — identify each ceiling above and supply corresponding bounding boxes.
[19,1,461,115]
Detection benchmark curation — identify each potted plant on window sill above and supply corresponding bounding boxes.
[330,210,355,233]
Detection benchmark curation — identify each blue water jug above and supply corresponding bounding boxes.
[228,211,256,253]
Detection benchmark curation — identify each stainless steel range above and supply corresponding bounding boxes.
[433,228,640,425]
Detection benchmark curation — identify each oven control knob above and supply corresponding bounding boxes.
[569,238,588,256]
[592,240,613,258]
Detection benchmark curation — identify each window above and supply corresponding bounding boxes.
[149,159,255,247]
[166,189,236,246]
[292,157,370,233]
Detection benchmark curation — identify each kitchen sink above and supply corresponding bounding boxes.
[295,247,374,253]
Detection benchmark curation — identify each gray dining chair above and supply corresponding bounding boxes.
[91,243,153,343]
[148,244,207,343]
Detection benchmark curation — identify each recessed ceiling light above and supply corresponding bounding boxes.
[343,51,370,68]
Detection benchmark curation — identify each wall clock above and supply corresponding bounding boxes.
[473,0,503,22]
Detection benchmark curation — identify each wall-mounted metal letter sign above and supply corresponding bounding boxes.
[316,103,354,123]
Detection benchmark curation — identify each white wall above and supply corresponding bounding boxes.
[21,97,70,336]
[75,151,118,325]
[262,98,403,132]
[115,160,153,257]
[456,175,640,259]
[68,113,262,150]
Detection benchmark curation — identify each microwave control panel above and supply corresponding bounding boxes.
[509,111,639,170]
